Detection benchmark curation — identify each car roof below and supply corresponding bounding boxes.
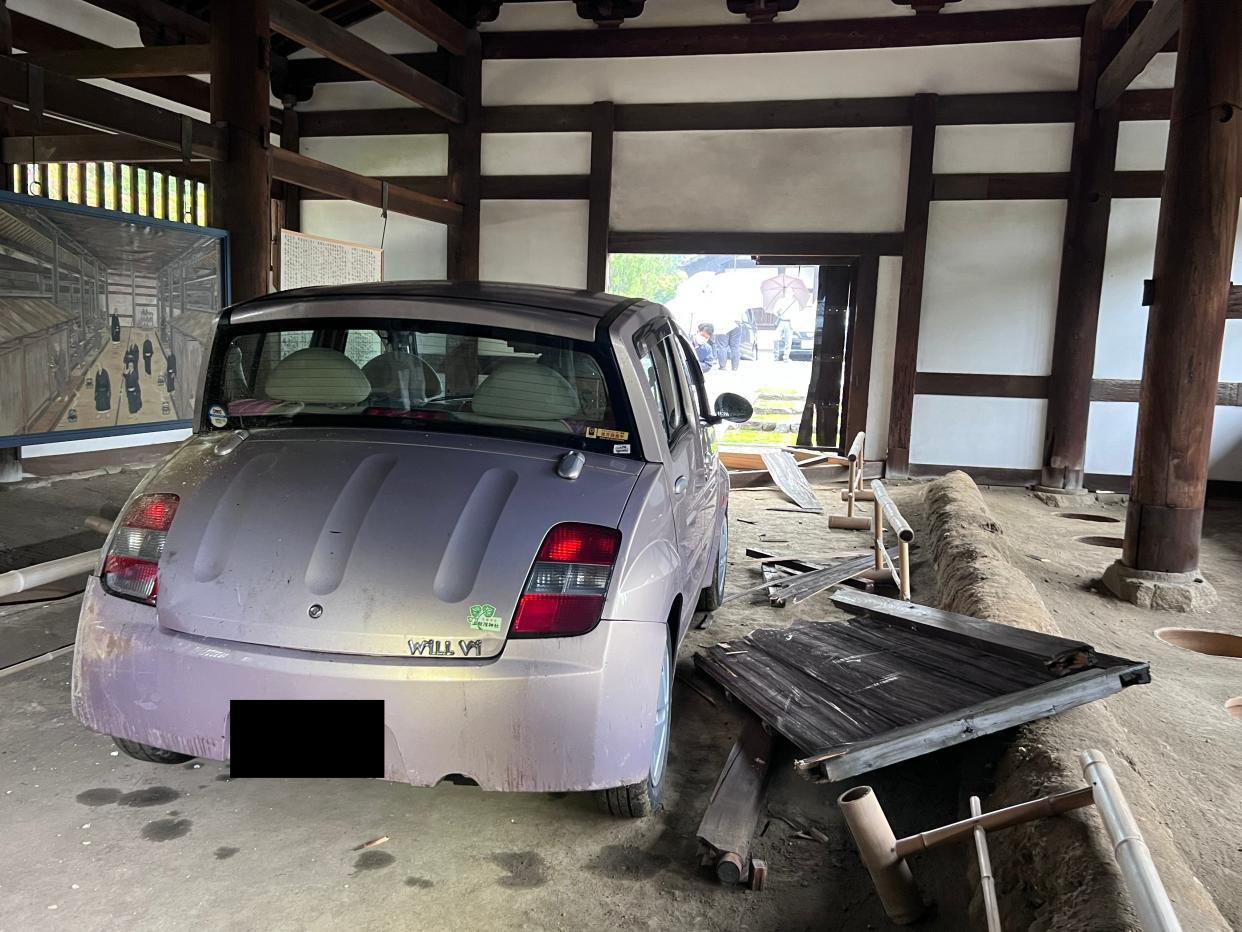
[229,281,643,323]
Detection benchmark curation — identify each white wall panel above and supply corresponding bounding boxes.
[1094,199,1157,379]
[1085,402,1137,476]
[482,41,1080,106]
[299,135,447,175]
[933,123,1073,173]
[910,395,1046,468]
[1115,122,1169,171]
[866,256,902,458]
[611,128,908,232]
[300,201,447,280]
[480,201,589,289]
[481,134,592,175]
[918,201,1064,375]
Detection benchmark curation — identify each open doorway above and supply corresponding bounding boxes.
[607,253,859,452]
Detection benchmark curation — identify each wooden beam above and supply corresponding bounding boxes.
[1041,5,1121,492]
[369,0,469,57]
[915,372,1050,399]
[842,255,879,450]
[1101,0,1141,30]
[481,6,1089,58]
[272,149,461,226]
[608,231,904,256]
[76,0,209,43]
[933,172,1072,200]
[299,107,449,137]
[586,101,614,292]
[1229,284,1242,318]
[885,93,937,479]
[211,0,270,303]
[0,54,224,160]
[1120,0,1242,576]
[1096,0,1182,110]
[0,0,12,188]
[286,51,447,88]
[296,174,588,201]
[279,96,300,233]
[447,31,482,278]
[1092,378,1242,405]
[1,134,206,164]
[16,45,210,78]
[269,0,464,124]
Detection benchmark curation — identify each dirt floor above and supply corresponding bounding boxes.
[0,463,1236,930]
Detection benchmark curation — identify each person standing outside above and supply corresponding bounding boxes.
[708,306,744,372]
[693,323,717,373]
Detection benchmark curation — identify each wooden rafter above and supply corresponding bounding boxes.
[369,0,469,56]
[1100,0,1142,30]
[1,134,201,164]
[16,45,211,78]
[75,0,209,43]
[271,148,462,226]
[1096,0,1181,109]
[481,5,1089,58]
[269,0,464,123]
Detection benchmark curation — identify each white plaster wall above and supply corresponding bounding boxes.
[910,396,1047,469]
[300,202,446,280]
[479,201,589,289]
[481,134,592,175]
[612,128,909,233]
[933,124,1073,173]
[866,256,902,459]
[919,200,1065,376]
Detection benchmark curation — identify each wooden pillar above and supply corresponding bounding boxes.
[1041,7,1122,492]
[885,93,937,477]
[586,100,614,292]
[815,264,852,448]
[843,255,880,449]
[1118,0,1242,577]
[446,31,481,281]
[280,95,301,232]
[210,0,271,302]
[0,1,11,191]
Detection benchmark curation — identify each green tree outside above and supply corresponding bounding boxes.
[606,253,687,304]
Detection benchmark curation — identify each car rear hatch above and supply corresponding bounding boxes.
[152,430,642,658]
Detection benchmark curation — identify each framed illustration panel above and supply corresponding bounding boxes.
[0,191,229,448]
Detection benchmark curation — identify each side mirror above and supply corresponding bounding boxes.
[713,392,753,424]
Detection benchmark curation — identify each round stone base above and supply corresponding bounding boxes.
[1030,485,1089,508]
[1102,561,1219,613]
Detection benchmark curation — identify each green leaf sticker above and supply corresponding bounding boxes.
[468,603,502,632]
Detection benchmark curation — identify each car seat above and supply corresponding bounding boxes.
[460,359,580,432]
[362,351,440,410]
[264,347,371,411]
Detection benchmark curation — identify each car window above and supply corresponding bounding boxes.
[207,319,635,456]
[672,336,708,421]
[639,349,669,434]
[656,337,687,434]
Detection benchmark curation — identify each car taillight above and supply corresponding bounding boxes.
[102,493,179,605]
[512,523,621,637]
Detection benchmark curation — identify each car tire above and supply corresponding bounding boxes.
[113,737,195,765]
[597,630,673,819]
[696,514,728,613]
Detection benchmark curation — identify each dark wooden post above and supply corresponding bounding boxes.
[280,94,301,232]
[586,100,614,292]
[1040,6,1122,493]
[210,0,271,302]
[0,0,11,197]
[885,93,937,477]
[1105,0,1242,608]
[843,254,880,449]
[446,31,481,281]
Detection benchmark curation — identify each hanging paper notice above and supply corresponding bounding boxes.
[280,229,383,290]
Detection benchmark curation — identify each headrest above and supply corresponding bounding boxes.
[472,360,580,421]
[362,351,427,406]
[265,348,370,404]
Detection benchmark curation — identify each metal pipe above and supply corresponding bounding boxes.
[970,795,1002,932]
[894,786,1095,858]
[873,494,885,571]
[899,538,911,601]
[838,785,926,924]
[0,550,100,598]
[1080,750,1182,932]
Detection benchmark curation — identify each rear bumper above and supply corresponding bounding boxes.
[71,578,666,792]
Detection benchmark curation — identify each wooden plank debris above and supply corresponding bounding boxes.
[765,550,898,606]
[760,449,822,511]
[696,714,773,885]
[831,589,1095,675]
[694,618,1147,783]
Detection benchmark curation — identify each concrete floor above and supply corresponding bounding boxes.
[1,460,1235,929]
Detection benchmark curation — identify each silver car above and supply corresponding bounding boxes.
[71,282,752,817]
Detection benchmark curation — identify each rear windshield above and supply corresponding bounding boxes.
[203,318,636,455]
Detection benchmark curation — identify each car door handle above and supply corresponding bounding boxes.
[674,475,689,495]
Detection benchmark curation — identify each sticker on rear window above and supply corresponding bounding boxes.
[613,443,631,455]
[208,404,228,428]
[468,603,503,632]
[586,427,628,442]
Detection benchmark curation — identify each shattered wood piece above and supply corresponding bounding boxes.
[762,563,786,607]
[352,836,389,851]
[767,506,824,514]
[829,588,1096,675]
[750,858,768,891]
[768,550,898,605]
[760,450,822,510]
[696,714,773,886]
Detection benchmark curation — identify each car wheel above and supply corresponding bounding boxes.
[113,737,195,765]
[597,631,672,818]
[696,514,728,613]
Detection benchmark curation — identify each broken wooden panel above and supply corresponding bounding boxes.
[760,449,822,510]
[696,713,773,884]
[694,618,1147,783]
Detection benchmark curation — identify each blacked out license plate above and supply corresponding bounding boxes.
[229,699,384,779]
